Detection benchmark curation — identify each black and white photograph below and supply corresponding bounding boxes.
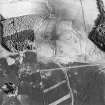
[0,0,105,105]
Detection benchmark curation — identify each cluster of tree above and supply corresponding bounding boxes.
[88,0,105,52]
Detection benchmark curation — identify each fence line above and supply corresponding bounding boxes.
[39,63,102,72]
